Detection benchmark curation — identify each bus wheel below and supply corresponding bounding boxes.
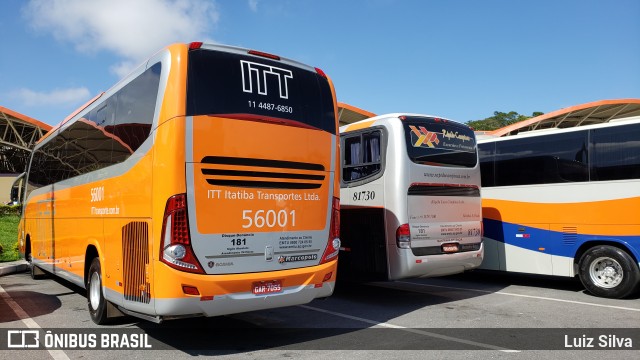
[87,258,108,324]
[578,245,640,299]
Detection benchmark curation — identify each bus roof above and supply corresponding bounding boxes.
[339,113,458,133]
[488,98,640,137]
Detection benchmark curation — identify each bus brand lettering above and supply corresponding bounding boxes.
[409,125,440,148]
[278,254,318,263]
[441,129,472,142]
[208,261,234,268]
[241,60,293,99]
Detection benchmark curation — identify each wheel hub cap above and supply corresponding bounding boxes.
[90,272,101,309]
[589,257,623,289]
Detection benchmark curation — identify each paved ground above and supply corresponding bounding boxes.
[1,265,639,359]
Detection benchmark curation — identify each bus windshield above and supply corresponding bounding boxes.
[187,48,336,134]
[402,116,477,168]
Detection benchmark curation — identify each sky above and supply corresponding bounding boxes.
[0,0,639,126]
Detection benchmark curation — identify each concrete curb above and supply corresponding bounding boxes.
[0,260,28,276]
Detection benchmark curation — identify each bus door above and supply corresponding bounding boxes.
[502,223,552,275]
[31,187,55,272]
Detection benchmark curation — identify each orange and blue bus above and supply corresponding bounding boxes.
[478,116,640,298]
[18,42,341,324]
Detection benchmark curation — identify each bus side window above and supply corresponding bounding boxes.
[342,131,382,182]
[478,142,495,187]
[106,62,161,162]
[590,123,640,181]
[493,131,588,186]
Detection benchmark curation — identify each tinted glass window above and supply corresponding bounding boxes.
[105,62,161,156]
[493,131,588,186]
[342,131,382,182]
[26,63,161,188]
[591,123,640,181]
[403,117,477,168]
[187,49,336,134]
[478,142,496,187]
[28,136,73,187]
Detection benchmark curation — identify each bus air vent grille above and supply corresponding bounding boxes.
[122,221,151,304]
[562,227,578,246]
[201,156,325,189]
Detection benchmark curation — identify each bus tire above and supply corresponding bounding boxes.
[578,245,640,299]
[87,257,109,324]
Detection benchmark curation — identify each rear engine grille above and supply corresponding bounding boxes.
[201,156,325,189]
[122,221,150,304]
[408,185,480,197]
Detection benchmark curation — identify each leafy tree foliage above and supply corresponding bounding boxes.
[467,111,543,131]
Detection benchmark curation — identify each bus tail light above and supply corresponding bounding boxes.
[248,49,281,60]
[320,197,341,264]
[189,42,203,50]
[315,67,328,79]
[160,194,204,274]
[396,223,411,249]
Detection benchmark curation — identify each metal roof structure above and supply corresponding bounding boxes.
[488,99,640,137]
[337,102,376,126]
[0,106,52,173]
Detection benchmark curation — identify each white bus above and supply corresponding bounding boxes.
[478,116,640,298]
[338,114,483,280]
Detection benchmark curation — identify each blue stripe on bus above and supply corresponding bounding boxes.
[482,218,640,261]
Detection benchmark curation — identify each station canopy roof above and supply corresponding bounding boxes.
[0,106,52,151]
[0,106,52,173]
[488,99,640,137]
[338,102,376,126]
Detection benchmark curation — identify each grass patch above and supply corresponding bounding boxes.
[0,215,20,262]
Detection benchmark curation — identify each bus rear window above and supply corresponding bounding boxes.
[402,117,477,168]
[187,48,336,134]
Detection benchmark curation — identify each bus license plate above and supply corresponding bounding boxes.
[252,280,283,295]
[442,243,459,253]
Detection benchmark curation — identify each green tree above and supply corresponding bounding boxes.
[467,111,543,131]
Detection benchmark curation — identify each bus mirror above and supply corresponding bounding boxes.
[9,172,26,206]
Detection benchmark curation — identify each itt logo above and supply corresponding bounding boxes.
[241,60,293,99]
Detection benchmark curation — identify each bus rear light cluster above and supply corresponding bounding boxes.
[189,42,203,50]
[160,194,204,274]
[182,285,200,296]
[320,197,341,264]
[315,67,328,79]
[396,223,411,249]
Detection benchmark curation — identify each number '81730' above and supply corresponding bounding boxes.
[353,191,375,201]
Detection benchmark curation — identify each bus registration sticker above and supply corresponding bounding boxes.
[252,280,283,295]
[442,243,459,253]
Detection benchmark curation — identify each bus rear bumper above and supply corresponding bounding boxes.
[391,243,484,280]
[154,281,334,318]
[149,261,337,318]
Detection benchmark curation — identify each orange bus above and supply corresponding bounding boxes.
[17,42,341,324]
